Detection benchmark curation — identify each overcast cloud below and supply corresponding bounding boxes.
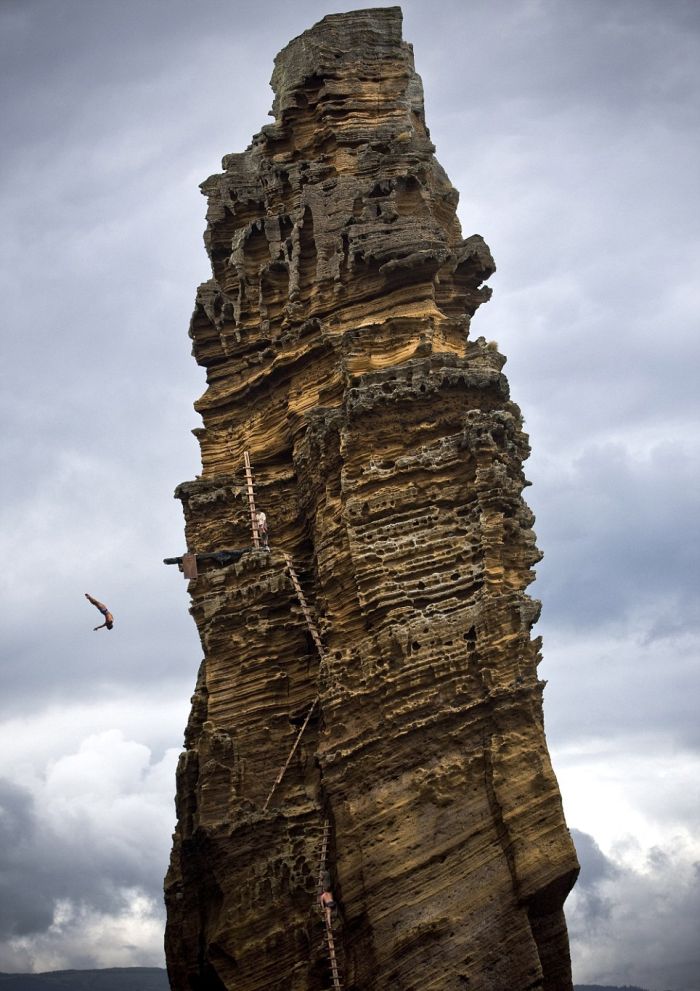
[1,1,698,987]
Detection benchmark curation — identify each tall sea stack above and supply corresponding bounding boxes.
[164,8,579,990]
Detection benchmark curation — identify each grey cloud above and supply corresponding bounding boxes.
[566,833,700,990]
[0,735,176,946]
[569,830,618,929]
[1,0,699,979]
[0,583,201,718]
[0,779,57,936]
[531,440,700,635]
[418,0,700,127]
[0,778,36,848]
[0,423,204,716]
[543,632,700,754]
[572,829,619,888]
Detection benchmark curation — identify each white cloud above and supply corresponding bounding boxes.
[555,739,700,867]
[557,732,700,988]
[0,695,190,784]
[0,721,185,971]
[4,893,166,973]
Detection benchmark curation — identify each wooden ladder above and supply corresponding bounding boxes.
[324,923,343,991]
[317,819,343,991]
[262,698,318,812]
[243,451,260,548]
[317,820,331,893]
[263,552,323,812]
[262,555,324,810]
[283,552,324,660]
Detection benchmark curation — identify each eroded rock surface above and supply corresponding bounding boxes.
[164,8,579,990]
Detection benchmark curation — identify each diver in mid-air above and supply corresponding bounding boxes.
[84,593,114,631]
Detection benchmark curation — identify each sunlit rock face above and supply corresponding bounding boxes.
[164,7,579,991]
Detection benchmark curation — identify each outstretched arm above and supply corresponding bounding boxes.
[93,620,107,631]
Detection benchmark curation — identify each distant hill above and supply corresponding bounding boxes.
[0,972,661,991]
[0,970,169,991]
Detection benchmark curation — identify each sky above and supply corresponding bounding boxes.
[0,0,698,987]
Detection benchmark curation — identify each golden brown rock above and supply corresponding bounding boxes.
[164,7,579,990]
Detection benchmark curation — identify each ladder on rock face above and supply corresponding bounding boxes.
[283,552,324,660]
[317,820,330,894]
[262,554,325,810]
[317,819,342,991]
[323,917,343,991]
[242,453,324,810]
[262,697,318,812]
[243,451,260,548]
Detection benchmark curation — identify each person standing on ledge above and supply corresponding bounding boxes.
[85,593,114,631]
[256,510,269,549]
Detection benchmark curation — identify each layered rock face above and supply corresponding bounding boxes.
[164,7,579,991]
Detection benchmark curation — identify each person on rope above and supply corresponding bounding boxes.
[85,593,114,631]
[256,510,269,549]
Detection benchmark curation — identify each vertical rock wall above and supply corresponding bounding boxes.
[164,8,579,991]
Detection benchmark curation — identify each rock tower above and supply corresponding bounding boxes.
[164,8,579,991]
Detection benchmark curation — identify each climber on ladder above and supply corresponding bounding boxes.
[256,510,269,549]
[84,593,114,631]
[319,875,337,928]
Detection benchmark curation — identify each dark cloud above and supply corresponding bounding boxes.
[570,829,618,928]
[0,796,149,940]
[0,733,176,951]
[0,781,49,936]
[573,829,619,887]
[566,829,700,990]
[0,779,68,937]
